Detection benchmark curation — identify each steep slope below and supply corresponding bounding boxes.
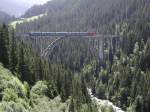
[0,64,69,112]
[22,0,67,18]
[0,63,29,111]
[15,0,150,34]
[0,63,117,112]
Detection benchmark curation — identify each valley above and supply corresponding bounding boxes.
[0,0,150,112]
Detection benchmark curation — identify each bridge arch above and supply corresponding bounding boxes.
[27,32,123,66]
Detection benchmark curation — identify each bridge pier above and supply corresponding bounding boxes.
[99,39,104,60]
[97,36,122,67]
[27,32,122,66]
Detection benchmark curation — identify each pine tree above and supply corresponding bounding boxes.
[0,23,9,67]
[18,44,25,79]
[69,98,75,112]
[0,27,3,62]
[18,43,31,83]
[38,59,43,80]
[144,39,150,68]
[10,28,17,73]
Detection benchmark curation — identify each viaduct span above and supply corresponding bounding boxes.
[28,32,122,62]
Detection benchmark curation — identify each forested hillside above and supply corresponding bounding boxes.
[16,0,150,34]
[0,0,150,112]
[0,63,76,112]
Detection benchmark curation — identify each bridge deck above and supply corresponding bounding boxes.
[28,32,121,39]
[29,32,96,37]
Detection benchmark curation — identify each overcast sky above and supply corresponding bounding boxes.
[0,0,51,16]
[16,0,50,5]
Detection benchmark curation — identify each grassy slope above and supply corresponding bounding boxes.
[10,13,47,29]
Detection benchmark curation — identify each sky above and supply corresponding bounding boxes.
[0,0,51,17]
[16,0,50,6]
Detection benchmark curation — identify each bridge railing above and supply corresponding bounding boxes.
[28,32,96,37]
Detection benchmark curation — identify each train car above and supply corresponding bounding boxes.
[29,32,96,37]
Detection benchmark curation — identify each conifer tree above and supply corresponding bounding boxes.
[10,28,17,73]
[0,23,9,67]
[18,43,31,83]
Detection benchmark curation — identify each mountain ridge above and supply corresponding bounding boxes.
[0,10,15,24]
